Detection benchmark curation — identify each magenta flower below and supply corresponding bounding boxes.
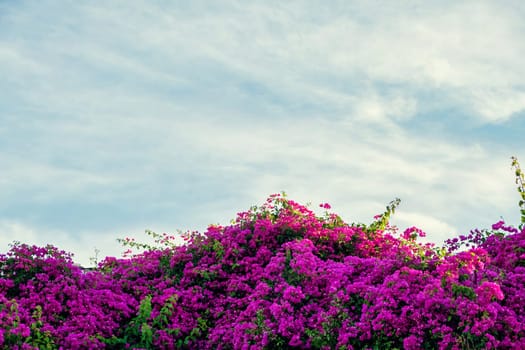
[1,192,525,349]
[477,281,504,304]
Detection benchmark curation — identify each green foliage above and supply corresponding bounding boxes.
[98,293,186,349]
[98,295,154,348]
[153,295,178,330]
[369,198,401,233]
[511,156,525,229]
[194,268,217,284]
[304,309,348,349]
[451,283,476,301]
[27,305,57,349]
[130,294,154,348]
[266,334,289,349]
[0,301,56,349]
[331,234,358,258]
[282,248,305,286]
[457,331,488,350]
[370,332,403,350]
[0,299,23,347]
[175,312,211,348]
[89,247,101,268]
[117,230,183,253]
[201,239,224,260]
[276,226,305,245]
[253,309,268,335]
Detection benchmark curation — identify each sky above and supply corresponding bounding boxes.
[1,1,524,267]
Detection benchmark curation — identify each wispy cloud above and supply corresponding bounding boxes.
[0,1,524,265]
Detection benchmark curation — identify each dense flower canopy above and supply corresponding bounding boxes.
[1,191,525,350]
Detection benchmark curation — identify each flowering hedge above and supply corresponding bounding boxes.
[1,158,525,349]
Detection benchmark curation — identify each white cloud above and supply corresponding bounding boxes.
[0,45,47,75]
[467,89,525,122]
[0,154,119,202]
[391,211,459,243]
[0,220,185,267]
[4,1,525,123]
[0,0,523,258]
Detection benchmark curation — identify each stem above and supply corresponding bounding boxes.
[511,156,525,229]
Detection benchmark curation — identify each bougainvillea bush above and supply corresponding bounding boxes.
[1,158,525,350]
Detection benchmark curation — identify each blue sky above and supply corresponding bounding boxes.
[1,1,524,267]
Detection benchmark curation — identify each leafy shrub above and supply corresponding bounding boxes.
[1,157,525,349]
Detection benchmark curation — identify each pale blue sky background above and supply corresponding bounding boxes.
[1,1,524,266]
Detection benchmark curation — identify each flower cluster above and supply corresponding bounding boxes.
[1,192,525,349]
